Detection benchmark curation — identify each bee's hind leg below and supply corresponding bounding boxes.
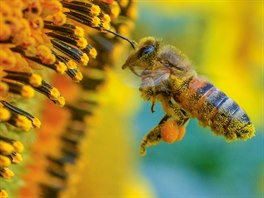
[140,115,170,155]
[140,109,190,156]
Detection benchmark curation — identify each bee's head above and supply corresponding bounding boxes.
[122,37,160,76]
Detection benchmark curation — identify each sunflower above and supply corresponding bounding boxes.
[0,1,149,197]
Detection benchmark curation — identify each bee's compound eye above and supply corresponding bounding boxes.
[140,45,155,57]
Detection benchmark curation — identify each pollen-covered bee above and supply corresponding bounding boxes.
[122,37,255,155]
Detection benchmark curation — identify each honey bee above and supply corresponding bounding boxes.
[122,37,255,155]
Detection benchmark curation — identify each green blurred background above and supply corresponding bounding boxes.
[131,1,263,198]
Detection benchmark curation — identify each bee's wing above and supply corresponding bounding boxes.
[153,71,170,86]
[140,68,171,93]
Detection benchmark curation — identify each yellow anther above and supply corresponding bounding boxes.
[66,60,77,69]
[0,82,9,92]
[0,107,11,121]
[50,88,60,99]
[12,141,24,153]
[91,17,100,27]
[0,23,11,41]
[89,48,97,59]
[110,2,121,18]
[0,189,8,198]
[74,26,84,37]
[11,153,23,164]
[0,2,11,17]
[0,50,16,68]
[0,141,14,155]
[73,71,83,82]
[80,53,89,66]
[102,22,110,30]
[52,12,66,26]
[0,155,11,167]
[0,50,7,59]
[118,24,131,38]
[102,14,111,23]
[57,96,65,107]
[47,54,56,65]
[127,3,137,20]
[77,38,88,49]
[29,16,44,30]
[90,5,100,16]
[56,61,67,74]
[37,45,51,58]
[19,36,36,48]
[29,74,42,87]
[15,115,33,131]
[24,46,37,57]
[32,117,41,128]
[44,0,63,12]
[119,0,129,8]
[21,85,35,98]
[36,45,56,65]
[1,167,14,179]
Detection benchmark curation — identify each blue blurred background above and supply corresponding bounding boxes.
[132,1,263,198]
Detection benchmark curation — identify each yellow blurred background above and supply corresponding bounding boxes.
[127,1,263,198]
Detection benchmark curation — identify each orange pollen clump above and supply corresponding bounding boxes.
[161,120,186,143]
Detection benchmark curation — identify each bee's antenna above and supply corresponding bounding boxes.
[104,29,136,49]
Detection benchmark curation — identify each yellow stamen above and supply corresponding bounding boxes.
[74,26,84,37]
[29,16,44,30]
[36,45,50,57]
[29,74,42,87]
[89,48,97,59]
[0,82,9,92]
[111,2,121,18]
[91,5,100,16]
[36,45,56,65]
[57,96,65,107]
[52,12,66,26]
[77,38,88,49]
[127,3,137,20]
[0,189,8,198]
[0,23,11,41]
[11,153,23,164]
[50,88,60,99]
[119,25,130,37]
[15,35,36,49]
[0,107,11,121]
[0,141,14,155]
[0,50,16,68]
[101,14,111,23]
[73,71,83,82]
[102,22,110,30]
[80,53,89,66]
[0,155,11,167]
[43,0,63,13]
[55,61,67,74]
[119,0,129,8]
[15,115,33,131]
[0,167,14,179]
[12,141,24,153]
[0,2,11,17]
[21,85,35,98]
[66,60,77,69]
[32,117,41,128]
[91,16,100,27]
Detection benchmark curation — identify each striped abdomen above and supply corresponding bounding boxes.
[176,77,255,140]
